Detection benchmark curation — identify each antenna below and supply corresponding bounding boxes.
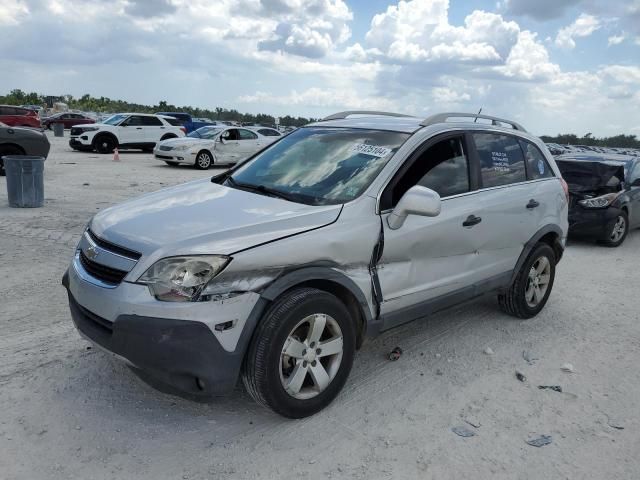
[474,107,482,123]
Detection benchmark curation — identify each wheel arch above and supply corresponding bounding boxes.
[196,148,215,163]
[160,133,178,141]
[259,267,373,349]
[510,224,564,285]
[0,143,27,155]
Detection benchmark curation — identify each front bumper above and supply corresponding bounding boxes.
[69,137,93,150]
[567,205,621,239]
[62,257,265,397]
[153,149,196,164]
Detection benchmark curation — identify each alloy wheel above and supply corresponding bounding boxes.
[525,256,551,308]
[610,216,626,243]
[279,313,344,400]
[197,153,211,169]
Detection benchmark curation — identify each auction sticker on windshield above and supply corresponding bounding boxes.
[351,143,392,158]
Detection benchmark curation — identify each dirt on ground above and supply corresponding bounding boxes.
[1,132,639,479]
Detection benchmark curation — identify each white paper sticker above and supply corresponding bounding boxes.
[351,143,392,158]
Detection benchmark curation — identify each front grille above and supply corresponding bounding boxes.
[70,127,83,136]
[87,229,141,259]
[79,250,128,285]
[159,145,173,151]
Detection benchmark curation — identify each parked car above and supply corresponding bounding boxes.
[62,111,568,417]
[0,105,41,128]
[69,113,185,153]
[42,112,95,129]
[556,153,640,247]
[155,112,216,133]
[154,125,281,169]
[0,124,50,175]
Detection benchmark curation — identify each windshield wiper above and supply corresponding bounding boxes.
[225,177,297,202]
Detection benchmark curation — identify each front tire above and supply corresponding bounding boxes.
[242,288,356,418]
[195,150,213,169]
[601,212,628,247]
[498,243,556,319]
[93,135,117,154]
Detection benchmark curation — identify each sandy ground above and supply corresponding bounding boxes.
[1,131,639,480]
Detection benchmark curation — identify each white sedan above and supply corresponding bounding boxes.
[153,125,282,169]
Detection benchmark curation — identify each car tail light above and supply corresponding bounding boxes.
[560,178,569,202]
[180,127,186,134]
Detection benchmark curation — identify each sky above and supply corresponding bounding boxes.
[0,0,639,136]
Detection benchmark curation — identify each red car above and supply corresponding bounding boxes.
[42,112,95,129]
[0,105,41,128]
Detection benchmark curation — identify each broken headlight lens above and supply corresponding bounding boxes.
[138,255,230,302]
[578,193,619,208]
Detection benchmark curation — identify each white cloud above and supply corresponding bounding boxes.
[607,34,625,46]
[238,87,396,110]
[0,0,30,25]
[555,14,601,49]
[495,31,560,81]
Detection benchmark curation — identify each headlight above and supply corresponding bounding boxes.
[80,127,99,132]
[138,255,230,302]
[578,193,620,208]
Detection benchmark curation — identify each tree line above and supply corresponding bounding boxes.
[540,133,640,149]
[0,89,317,127]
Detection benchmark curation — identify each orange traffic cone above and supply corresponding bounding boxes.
[113,148,120,162]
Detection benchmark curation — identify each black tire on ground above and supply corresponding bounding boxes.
[160,133,177,141]
[498,243,556,319]
[600,211,629,247]
[93,134,117,154]
[164,161,179,167]
[0,144,25,176]
[195,150,213,169]
[242,287,356,418]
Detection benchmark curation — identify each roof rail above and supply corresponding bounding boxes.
[322,111,414,121]
[420,112,527,132]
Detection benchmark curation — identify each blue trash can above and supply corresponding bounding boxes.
[3,156,45,208]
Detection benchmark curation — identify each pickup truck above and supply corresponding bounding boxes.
[155,112,216,134]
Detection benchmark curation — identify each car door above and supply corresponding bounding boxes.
[627,162,640,227]
[215,128,241,163]
[140,115,164,144]
[118,115,144,144]
[237,129,260,159]
[467,132,548,280]
[377,134,487,328]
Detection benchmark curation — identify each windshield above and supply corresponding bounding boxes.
[188,127,223,139]
[228,127,409,205]
[103,114,128,125]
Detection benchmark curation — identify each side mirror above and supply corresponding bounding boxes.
[219,136,226,144]
[387,185,441,230]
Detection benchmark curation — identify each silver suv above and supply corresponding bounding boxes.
[63,112,569,418]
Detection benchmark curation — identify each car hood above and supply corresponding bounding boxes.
[156,137,214,148]
[557,160,625,193]
[90,178,341,259]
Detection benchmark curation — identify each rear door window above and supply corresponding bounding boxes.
[519,140,554,180]
[473,133,526,188]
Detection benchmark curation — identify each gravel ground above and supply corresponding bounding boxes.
[1,131,639,479]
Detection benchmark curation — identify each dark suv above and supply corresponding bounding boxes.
[0,105,41,128]
[557,153,640,246]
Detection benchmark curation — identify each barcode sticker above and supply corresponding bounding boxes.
[351,143,392,158]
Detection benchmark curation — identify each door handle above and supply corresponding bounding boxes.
[526,199,540,209]
[463,215,482,227]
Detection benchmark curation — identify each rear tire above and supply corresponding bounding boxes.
[601,211,628,247]
[242,288,356,418]
[498,243,556,319]
[0,145,25,176]
[160,134,177,141]
[93,134,117,154]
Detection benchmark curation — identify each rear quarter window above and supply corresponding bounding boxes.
[164,118,183,126]
[520,140,554,180]
[473,133,526,188]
